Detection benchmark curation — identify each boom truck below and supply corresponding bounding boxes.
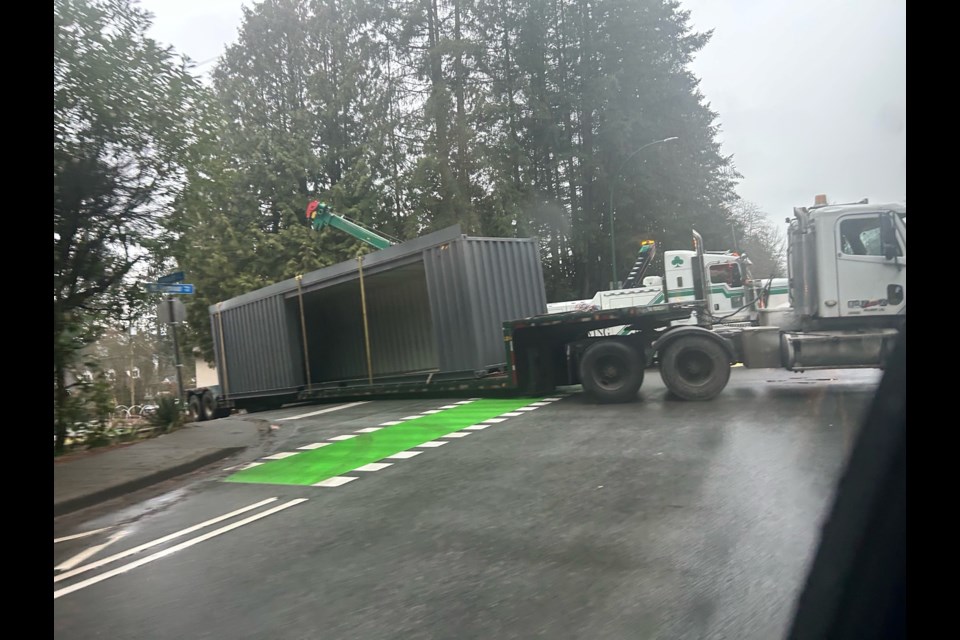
[188,196,905,420]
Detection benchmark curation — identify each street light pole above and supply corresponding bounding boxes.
[608,136,679,288]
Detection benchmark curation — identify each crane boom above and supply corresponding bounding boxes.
[306,200,394,250]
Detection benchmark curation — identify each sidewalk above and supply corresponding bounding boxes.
[54,418,267,517]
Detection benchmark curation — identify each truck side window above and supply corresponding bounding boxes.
[839,217,901,257]
[709,264,742,286]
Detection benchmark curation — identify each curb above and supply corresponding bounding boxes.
[53,447,244,518]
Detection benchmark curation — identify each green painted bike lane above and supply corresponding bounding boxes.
[224,397,544,486]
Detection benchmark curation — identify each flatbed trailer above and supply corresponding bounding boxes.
[191,300,712,418]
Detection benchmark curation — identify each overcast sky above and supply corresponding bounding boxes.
[138,0,906,224]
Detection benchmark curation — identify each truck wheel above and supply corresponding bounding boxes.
[578,341,644,403]
[659,335,730,401]
[200,390,216,421]
[188,395,203,422]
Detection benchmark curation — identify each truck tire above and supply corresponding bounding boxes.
[659,335,731,401]
[188,395,203,422]
[200,390,216,421]
[578,341,644,403]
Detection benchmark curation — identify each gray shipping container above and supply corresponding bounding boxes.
[209,225,547,400]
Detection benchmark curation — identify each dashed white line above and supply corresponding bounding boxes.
[54,499,306,600]
[313,477,358,487]
[401,415,422,420]
[439,405,459,409]
[442,432,471,438]
[482,418,508,424]
[516,407,538,411]
[328,434,357,441]
[417,441,448,448]
[238,462,264,470]
[499,412,523,417]
[355,427,383,433]
[379,421,403,426]
[385,451,422,459]
[528,402,550,406]
[297,443,330,450]
[276,402,368,421]
[262,452,299,460]
[542,397,562,402]
[453,400,474,405]
[420,409,442,415]
[355,463,393,471]
[464,424,491,430]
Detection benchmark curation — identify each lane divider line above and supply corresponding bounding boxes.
[297,443,330,450]
[54,499,306,600]
[355,463,392,472]
[55,527,113,544]
[55,531,128,572]
[277,401,368,421]
[53,498,280,585]
[313,477,357,487]
[416,441,448,448]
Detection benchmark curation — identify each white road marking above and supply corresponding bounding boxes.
[355,427,383,433]
[276,402,368,421]
[379,421,403,426]
[313,477,357,487]
[238,462,264,470]
[420,409,442,414]
[499,412,523,417]
[328,434,357,441]
[482,418,508,423]
[401,415,422,420]
[53,498,279,584]
[528,402,550,406]
[54,527,112,544]
[453,400,474,405]
[464,424,490,430]
[416,441,448,448]
[516,407,538,411]
[53,499,306,600]
[262,452,299,460]
[439,405,459,409]
[385,451,422,459]
[297,443,330,450]
[55,531,128,571]
[542,398,562,401]
[442,432,470,438]
[355,463,393,472]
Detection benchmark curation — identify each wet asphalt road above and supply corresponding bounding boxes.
[54,367,881,640]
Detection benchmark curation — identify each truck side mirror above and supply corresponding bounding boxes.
[880,213,898,261]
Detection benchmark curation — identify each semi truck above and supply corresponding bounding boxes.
[188,196,905,419]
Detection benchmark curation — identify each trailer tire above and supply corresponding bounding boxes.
[579,341,644,403]
[200,390,216,421]
[659,335,730,401]
[188,395,203,422]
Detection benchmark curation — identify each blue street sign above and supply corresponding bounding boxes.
[146,283,195,294]
[158,271,186,284]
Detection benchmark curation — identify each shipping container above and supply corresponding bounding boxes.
[209,225,548,407]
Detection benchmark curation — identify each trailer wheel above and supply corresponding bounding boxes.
[188,395,203,422]
[578,341,644,403]
[659,335,730,401]
[200,390,216,421]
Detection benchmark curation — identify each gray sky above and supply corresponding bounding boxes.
[138,0,906,223]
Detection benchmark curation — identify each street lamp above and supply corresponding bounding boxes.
[608,136,679,288]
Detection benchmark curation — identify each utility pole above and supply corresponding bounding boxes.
[168,296,186,405]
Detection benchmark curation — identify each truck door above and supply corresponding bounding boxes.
[835,212,906,319]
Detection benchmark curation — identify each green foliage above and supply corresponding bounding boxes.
[149,397,185,434]
[54,0,204,451]
[162,0,748,358]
